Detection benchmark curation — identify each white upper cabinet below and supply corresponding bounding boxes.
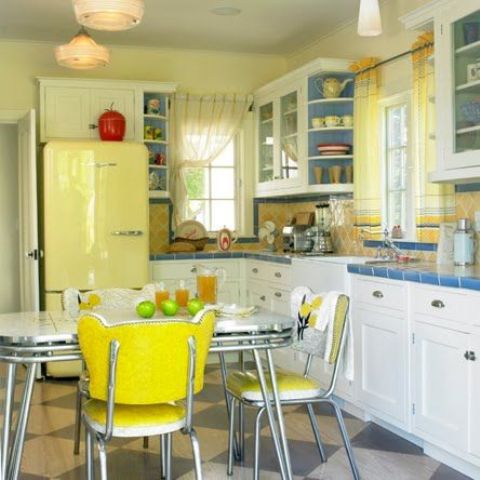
[40,81,136,142]
[403,0,480,182]
[435,0,480,179]
[255,79,305,196]
[253,57,353,197]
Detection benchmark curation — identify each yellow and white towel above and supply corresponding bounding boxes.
[291,286,354,381]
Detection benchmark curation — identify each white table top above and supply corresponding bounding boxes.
[0,308,295,346]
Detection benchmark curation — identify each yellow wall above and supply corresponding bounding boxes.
[0,39,287,111]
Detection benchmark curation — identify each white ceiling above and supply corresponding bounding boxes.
[0,0,360,55]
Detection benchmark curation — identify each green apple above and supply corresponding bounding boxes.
[161,299,179,316]
[136,300,156,319]
[187,298,205,316]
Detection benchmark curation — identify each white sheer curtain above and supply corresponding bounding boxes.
[170,93,251,225]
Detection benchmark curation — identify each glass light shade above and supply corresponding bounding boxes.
[73,0,144,31]
[357,0,382,36]
[55,29,110,70]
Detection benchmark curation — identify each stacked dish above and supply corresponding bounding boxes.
[317,143,351,155]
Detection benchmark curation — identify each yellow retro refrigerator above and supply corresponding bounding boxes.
[42,141,149,375]
[43,140,149,306]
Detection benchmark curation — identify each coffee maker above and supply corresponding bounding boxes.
[308,202,333,253]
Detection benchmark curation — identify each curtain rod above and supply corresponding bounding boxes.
[356,41,434,74]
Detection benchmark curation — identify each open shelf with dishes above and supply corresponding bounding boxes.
[307,71,354,191]
[143,92,170,198]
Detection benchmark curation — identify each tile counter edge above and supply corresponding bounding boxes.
[150,251,292,264]
[347,263,480,291]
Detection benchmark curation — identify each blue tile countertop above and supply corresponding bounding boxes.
[150,251,293,265]
[347,262,480,291]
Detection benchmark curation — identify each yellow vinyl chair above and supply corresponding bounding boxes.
[62,285,156,455]
[78,309,215,480]
[225,292,360,480]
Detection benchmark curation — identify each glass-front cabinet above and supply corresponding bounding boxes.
[438,0,480,172]
[255,81,304,195]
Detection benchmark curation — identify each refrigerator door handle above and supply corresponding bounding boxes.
[111,230,144,237]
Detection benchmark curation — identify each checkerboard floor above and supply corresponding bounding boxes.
[2,363,473,479]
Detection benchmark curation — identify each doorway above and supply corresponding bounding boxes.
[0,124,20,313]
[0,110,39,314]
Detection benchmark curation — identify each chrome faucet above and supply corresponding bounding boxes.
[382,228,404,258]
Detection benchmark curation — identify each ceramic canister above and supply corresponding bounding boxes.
[454,218,475,266]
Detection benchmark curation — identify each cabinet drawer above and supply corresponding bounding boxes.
[412,285,480,324]
[247,261,291,286]
[353,277,406,311]
[269,286,290,315]
[151,259,240,281]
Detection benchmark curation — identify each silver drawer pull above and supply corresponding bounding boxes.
[252,268,258,273]
[274,292,282,298]
[191,267,197,273]
[111,230,144,236]
[274,272,282,278]
[372,290,384,298]
[260,295,266,301]
[88,123,98,129]
[431,299,445,309]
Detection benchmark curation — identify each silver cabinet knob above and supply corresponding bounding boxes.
[252,268,258,274]
[260,295,266,301]
[274,292,282,298]
[274,272,282,278]
[372,290,383,298]
[431,299,445,309]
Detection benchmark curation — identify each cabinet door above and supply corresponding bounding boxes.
[91,88,136,140]
[269,286,289,315]
[439,0,480,170]
[413,320,469,450]
[44,86,92,139]
[468,335,480,457]
[355,305,408,426]
[246,281,270,310]
[279,90,299,182]
[257,100,274,184]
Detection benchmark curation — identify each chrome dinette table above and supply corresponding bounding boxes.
[0,308,295,480]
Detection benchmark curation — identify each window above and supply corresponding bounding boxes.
[380,93,413,239]
[184,139,238,231]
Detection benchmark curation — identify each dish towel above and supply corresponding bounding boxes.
[291,286,354,382]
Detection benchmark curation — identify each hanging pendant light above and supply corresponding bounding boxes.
[55,27,110,70]
[357,0,382,36]
[73,0,145,31]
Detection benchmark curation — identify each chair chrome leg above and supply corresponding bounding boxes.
[253,407,265,480]
[73,383,83,455]
[306,403,327,463]
[227,396,236,476]
[189,427,203,480]
[238,402,245,461]
[97,437,108,480]
[85,427,94,480]
[1,363,16,480]
[160,434,166,479]
[165,433,172,480]
[329,401,360,480]
[143,436,149,449]
[219,353,240,460]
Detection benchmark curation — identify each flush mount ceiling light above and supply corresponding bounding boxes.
[357,0,382,36]
[210,6,242,16]
[73,0,145,31]
[55,27,110,70]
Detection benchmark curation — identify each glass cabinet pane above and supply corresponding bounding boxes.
[452,10,480,154]
[258,102,274,183]
[280,91,298,180]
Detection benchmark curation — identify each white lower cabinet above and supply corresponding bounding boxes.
[352,276,408,428]
[413,319,470,451]
[355,305,408,427]
[468,334,480,458]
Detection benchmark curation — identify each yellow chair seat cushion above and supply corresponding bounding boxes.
[83,399,186,437]
[226,369,322,402]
